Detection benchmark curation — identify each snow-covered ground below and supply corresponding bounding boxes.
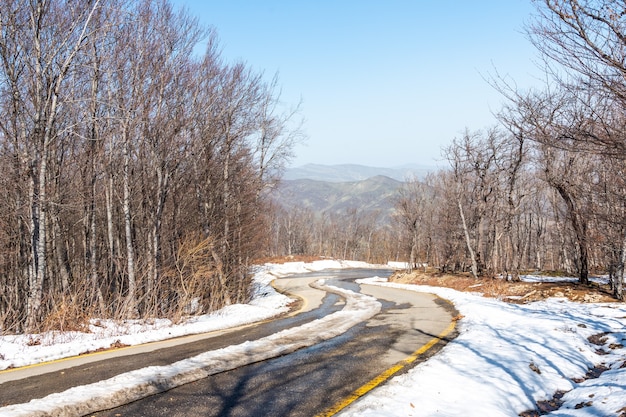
[0,259,625,417]
[342,277,626,417]
[0,259,376,371]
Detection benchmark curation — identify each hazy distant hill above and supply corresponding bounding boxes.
[283,163,435,182]
[272,175,403,220]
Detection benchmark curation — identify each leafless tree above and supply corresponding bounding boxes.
[394,178,431,271]
[0,0,300,331]
[0,0,104,329]
[444,129,506,278]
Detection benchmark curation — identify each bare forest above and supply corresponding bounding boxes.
[269,0,626,301]
[0,0,300,332]
[3,0,626,336]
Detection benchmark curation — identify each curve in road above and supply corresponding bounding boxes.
[0,269,457,417]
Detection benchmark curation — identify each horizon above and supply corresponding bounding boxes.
[287,161,443,169]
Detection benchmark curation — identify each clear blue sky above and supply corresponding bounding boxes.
[171,0,542,168]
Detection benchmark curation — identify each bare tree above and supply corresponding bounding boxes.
[444,129,504,278]
[0,0,103,329]
[542,144,593,283]
[394,178,430,271]
[0,0,302,331]
[530,1,626,112]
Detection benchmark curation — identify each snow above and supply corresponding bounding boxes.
[0,259,375,371]
[340,277,626,417]
[0,280,291,370]
[0,260,383,417]
[0,260,625,417]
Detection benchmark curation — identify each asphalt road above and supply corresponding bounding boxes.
[0,281,342,406]
[1,268,457,417]
[91,269,456,417]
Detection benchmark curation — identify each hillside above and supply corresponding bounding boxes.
[272,175,403,220]
[283,163,434,182]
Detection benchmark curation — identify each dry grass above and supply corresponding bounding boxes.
[390,269,619,303]
[39,295,93,333]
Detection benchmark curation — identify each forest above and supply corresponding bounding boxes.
[268,0,626,302]
[2,0,626,335]
[0,0,300,332]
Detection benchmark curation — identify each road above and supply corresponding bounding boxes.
[1,268,456,416]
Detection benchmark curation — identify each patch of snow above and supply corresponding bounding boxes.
[521,274,609,285]
[338,278,626,417]
[0,267,381,417]
[1,261,625,417]
[264,259,390,277]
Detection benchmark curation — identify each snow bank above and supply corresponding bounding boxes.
[0,276,293,371]
[0,279,380,417]
[340,278,626,417]
[264,259,390,277]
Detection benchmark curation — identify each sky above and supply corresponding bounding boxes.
[170,1,543,168]
[2,260,625,416]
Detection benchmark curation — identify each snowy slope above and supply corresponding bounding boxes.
[339,278,626,417]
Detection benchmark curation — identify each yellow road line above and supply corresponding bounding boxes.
[0,343,140,374]
[0,315,282,375]
[316,320,457,417]
[1,281,307,376]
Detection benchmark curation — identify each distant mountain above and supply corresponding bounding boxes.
[283,163,435,182]
[272,175,403,221]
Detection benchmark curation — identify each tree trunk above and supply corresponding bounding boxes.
[122,127,137,316]
[616,233,626,301]
[220,134,232,306]
[52,212,71,292]
[105,174,116,282]
[458,199,479,279]
[554,184,589,284]
[409,224,418,272]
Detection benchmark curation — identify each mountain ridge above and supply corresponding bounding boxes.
[283,163,436,182]
[273,174,403,220]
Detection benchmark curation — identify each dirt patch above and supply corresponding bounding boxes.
[519,390,567,416]
[390,270,619,303]
[80,339,129,355]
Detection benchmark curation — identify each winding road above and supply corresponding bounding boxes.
[0,268,456,417]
